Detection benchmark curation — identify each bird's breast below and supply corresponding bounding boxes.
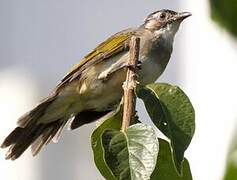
[138,40,172,85]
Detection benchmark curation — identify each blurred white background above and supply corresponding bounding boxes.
[1,0,237,180]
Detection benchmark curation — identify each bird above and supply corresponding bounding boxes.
[1,9,191,160]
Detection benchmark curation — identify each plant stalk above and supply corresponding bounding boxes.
[121,36,140,132]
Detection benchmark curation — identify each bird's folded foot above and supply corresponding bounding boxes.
[98,70,110,81]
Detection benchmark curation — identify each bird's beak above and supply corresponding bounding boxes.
[176,12,192,21]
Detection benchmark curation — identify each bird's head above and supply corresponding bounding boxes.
[143,9,191,37]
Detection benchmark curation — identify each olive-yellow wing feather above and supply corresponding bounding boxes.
[57,29,134,90]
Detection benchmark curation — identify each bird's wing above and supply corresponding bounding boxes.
[56,28,135,91]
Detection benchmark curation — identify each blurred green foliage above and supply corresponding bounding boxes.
[223,126,237,180]
[210,0,237,38]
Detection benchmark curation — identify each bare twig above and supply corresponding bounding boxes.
[121,36,140,132]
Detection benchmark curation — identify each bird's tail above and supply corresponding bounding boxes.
[1,94,68,160]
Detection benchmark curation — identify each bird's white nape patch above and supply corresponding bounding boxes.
[145,12,160,22]
[152,12,159,19]
[144,19,158,30]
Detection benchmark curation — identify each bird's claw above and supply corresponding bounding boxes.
[137,60,142,70]
[126,60,142,71]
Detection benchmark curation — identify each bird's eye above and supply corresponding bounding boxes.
[159,12,166,19]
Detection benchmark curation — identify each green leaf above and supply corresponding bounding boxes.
[102,123,159,180]
[151,138,192,180]
[137,83,195,173]
[91,107,123,180]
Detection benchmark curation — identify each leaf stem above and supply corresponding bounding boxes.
[121,36,140,132]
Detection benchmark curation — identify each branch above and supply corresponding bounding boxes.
[121,36,140,132]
